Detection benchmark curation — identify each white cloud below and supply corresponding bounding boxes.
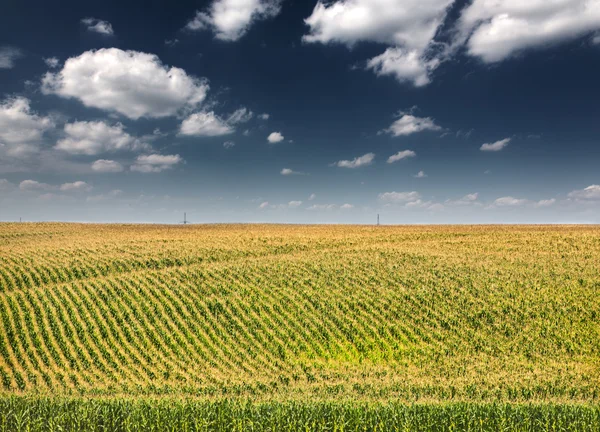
[227,107,254,124]
[223,141,235,149]
[258,113,270,120]
[44,57,60,68]
[414,170,427,178]
[480,138,510,152]
[387,149,416,163]
[307,203,337,211]
[259,201,270,209]
[130,154,183,173]
[60,181,92,192]
[493,196,528,207]
[56,121,148,155]
[568,184,600,201]
[179,112,234,136]
[288,200,302,208]
[333,152,375,168]
[378,191,421,204]
[340,203,354,210]
[91,159,124,173]
[366,48,440,87]
[458,0,600,63]
[0,97,54,157]
[303,0,453,49]
[81,18,114,35]
[446,192,479,206]
[404,199,444,211]
[185,0,282,41]
[0,47,21,69]
[267,131,284,143]
[281,168,305,176]
[303,0,600,86]
[42,48,209,120]
[383,114,441,136]
[535,198,556,207]
[19,180,54,192]
[308,193,316,201]
[303,0,453,86]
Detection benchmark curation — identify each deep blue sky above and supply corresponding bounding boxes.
[1,0,600,223]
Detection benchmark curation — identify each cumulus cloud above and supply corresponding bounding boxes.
[303,0,452,48]
[492,196,528,207]
[457,0,600,63]
[267,131,284,143]
[43,57,60,68]
[91,159,124,173]
[378,190,441,210]
[414,170,427,178]
[280,168,306,175]
[568,184,600,201]
[0,47,22,69]
[130,154,183,173]
[303,0,453,86]
[60,181,92,192]
[259,200,304,210]
[19,180,54,192]
[56,121,148,155]
[340,203,354,210]
[185,0,282,41]
[42,48,209,120]
[480,138,510,152]
[446,192,479,206]
[366,47,440,87]
[307,203,337,211]
[304,0,600,86]
[223,141,235,149]
[0,97,54,157]
[179,112,234,136]
[534,198,556,208]
[378,191,421,204]
[387,149,416,163]
[383,113,441,136]
[81,18,114,35]
[258,113,270,120]
[333,152,375,168]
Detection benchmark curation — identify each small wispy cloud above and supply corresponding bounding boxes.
[387,150,415,164]
[333,153,374,169]
[481,138,510,152]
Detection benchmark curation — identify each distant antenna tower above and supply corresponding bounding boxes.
[377,214,380,226]
[181,212,189,225]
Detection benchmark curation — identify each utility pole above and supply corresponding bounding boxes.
[377,214,380,226]
[183,212,187,224]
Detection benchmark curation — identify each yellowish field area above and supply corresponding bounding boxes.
[0,223,598,402]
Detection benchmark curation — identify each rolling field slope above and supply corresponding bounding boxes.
[0,223,599,429]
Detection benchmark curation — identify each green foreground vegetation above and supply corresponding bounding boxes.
[0,223,599,429]
[2,397,600,431]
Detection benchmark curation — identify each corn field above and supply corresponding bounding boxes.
[0,223,599,428]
